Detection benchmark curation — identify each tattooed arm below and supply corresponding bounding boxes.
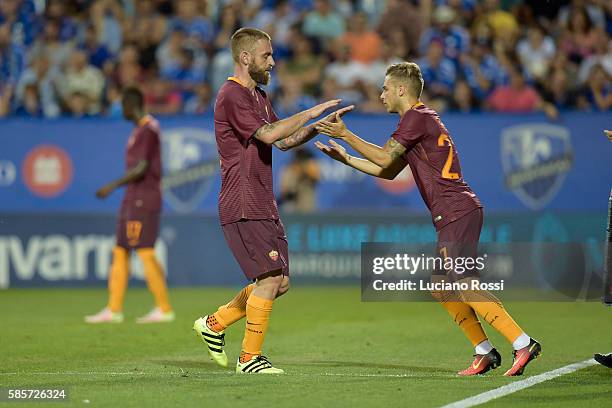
[253,99,341,144]
[273,105,355,151]
[315,114,407,169]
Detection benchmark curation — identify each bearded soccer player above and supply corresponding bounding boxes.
[315,62,541,376]
[192,28,352,374]
[85,87,174,324]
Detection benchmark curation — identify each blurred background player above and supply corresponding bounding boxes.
[192,27,351,374]
[316,62,540,376]
[85,87,174,324]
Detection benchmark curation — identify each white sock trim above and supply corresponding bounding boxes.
[512,332,530,350]
[475,339,493,355]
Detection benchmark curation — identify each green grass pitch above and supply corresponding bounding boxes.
[1,287,611,407]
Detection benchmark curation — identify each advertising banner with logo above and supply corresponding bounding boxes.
[0,113,609,213]
[0,212,605,289]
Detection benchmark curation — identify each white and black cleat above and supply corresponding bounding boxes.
[193,316,228,367]
[236,355,284,374]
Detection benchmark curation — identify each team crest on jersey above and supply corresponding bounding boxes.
[161,128,219,213]
[501,124,573,210]
[268,250,279,261]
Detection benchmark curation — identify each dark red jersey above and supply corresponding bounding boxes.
[391,103,481,231]
[122,115,162,213]
[214,77,280,225]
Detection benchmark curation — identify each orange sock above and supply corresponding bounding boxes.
[440,302,488,347]
[464,290,523,344]
[137,248,172,313]
[241,294,273,358]
[107,246,129,312]
[208,284,255,331]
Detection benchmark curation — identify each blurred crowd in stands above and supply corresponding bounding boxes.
[0,0,610,118]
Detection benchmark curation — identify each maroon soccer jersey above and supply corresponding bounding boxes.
[391,103,481,231]
[121,115,162,213]
[214,77,280,225]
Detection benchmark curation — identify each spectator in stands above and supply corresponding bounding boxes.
[170,0,213,47]
[487,66,558,117]
[28,19,74,72]
[89,0,125,55]
[0,0,40,47]
[212,5,242,52]
[302,0,345,44]
[59,49,105,115]
[0,84,13,117]
[16,54,60,118]
[540,68,579,110]
[14,83,42,117]
[250,0,298,60]
[376,0,422,58]
[577,27,611,84]
[275,79,317,117]
[578,63,612,111]
[144,78,182,115]
[419,40,457,104]
[161,47,205,99]
[340,11,382,64]
[517,25,556,81]
[278,34,324,97]
[278,147,321,213]
[419,5,470,62]
[80,24,113,71]
[560,6,599,64]
[474,0,519,43]
[322,40,366,106]
[460,39,507,102]
[449,79,479,112]
[184,82,213,115]
[0,22,25,86]
[45,0,79,42]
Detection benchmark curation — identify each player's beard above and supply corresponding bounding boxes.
[248,62,271,85]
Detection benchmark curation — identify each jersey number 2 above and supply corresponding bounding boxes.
[437,134,460,180]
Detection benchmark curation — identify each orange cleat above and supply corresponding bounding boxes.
[458,349,502,376]
[504,339,542,376]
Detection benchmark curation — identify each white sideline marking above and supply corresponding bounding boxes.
[440,358,599,408]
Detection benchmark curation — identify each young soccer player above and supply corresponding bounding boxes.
[315,62,541,376]
[85,87,174,324]
[193,28,352,374]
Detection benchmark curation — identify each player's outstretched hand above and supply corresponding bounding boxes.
[318,105,355,124]
[307,99,341,120]
[95,184,114,199]
[315,140,348,164]
[605,130,612,141]
[315,111,348,139]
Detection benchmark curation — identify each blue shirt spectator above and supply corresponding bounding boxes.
[419,6,470,61]
[0,24,25,86]
[461,44,508,100]
[303,0,345,42]
[419,41,457,98]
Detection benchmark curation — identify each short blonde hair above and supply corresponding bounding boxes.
[386,62,424,98]
[230,28,271,63]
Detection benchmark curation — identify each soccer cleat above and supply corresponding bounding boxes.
[458,348,502,376]
[136,308,175,324]
[84,307,124,324]
[236,355,284,374]
[504,338,542,376]
[594,353,612,368]
[193,316,228,367]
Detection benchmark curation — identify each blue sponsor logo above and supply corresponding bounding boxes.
[161,127,219,213]
[501,124,573,210]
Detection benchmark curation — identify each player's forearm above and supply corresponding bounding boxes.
[343,132,393,168]
[109,160,149,189]
[344,155,388,178]
[255,111,310,144]
[274,124,317,151]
